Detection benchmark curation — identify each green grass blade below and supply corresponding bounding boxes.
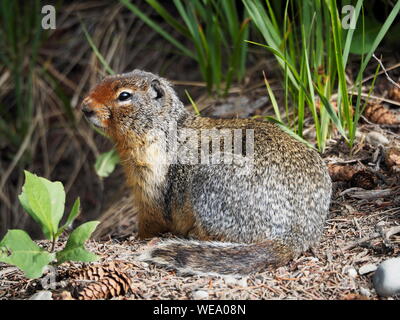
[262,71,281,122]
[146,0,191,38]
[185,90,201,116]
[245,40,300,90]
[342,0,363,67]
[81,22,114,75]
[314,85,348,141]
[120,0,195,59]
[357,0,400,77]
[262,116,316,150]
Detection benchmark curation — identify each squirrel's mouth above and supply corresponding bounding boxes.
[84,114,105,128]
[81,102,110,128]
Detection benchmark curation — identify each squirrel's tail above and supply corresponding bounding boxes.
[138,239,294,276]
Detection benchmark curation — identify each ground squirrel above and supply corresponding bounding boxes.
[82,70,332,276]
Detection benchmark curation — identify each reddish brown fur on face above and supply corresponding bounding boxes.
[82,79,119,128]
[88,79,116,106]
[83,75,153,131]
[87,76,149,105]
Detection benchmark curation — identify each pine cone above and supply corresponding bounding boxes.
[385,147,400,172]
[364,103,399,125]
[350,170,377,190]
[77,272,132,300]
[388,84,400,102]
[63,262,133,300]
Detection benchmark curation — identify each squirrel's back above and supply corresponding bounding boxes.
[82,70,332,276]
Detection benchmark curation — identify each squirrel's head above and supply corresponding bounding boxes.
[81,70,186,138]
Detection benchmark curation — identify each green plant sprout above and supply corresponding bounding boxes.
[0,171,99,278]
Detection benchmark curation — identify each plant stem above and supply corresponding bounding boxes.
[50,237,56,253]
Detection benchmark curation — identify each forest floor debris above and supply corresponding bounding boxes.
[1,124,399,300]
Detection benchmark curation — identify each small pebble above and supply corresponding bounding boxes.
[376,221,386,228]
[359,287,371,297]
[366,131,389,146]
[223,275,238,285]
[223,276,248,287]
[359,263,377,275]
[373,258,400,297]
[236,277,248,288]
[29,291,53,300]
[192,290,209,300]
[346,267,358,278]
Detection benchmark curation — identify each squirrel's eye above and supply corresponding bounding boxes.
[118,91,132,101]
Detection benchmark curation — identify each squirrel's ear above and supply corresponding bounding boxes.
[150,79,164,100]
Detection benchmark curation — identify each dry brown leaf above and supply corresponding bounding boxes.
[364,103,399,125]
[328,164,357,182]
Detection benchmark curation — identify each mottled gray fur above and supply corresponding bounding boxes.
[84,70,332,276]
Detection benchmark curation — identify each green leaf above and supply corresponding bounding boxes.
[0,230,55,279]
[56,197,81,238]
[18,191,37,223]
[94,149,120,178]
[63,197,80,230]
[18,171,65,240]
[56,221,100,264]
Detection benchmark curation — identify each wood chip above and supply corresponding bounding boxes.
[341,188,395,199]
